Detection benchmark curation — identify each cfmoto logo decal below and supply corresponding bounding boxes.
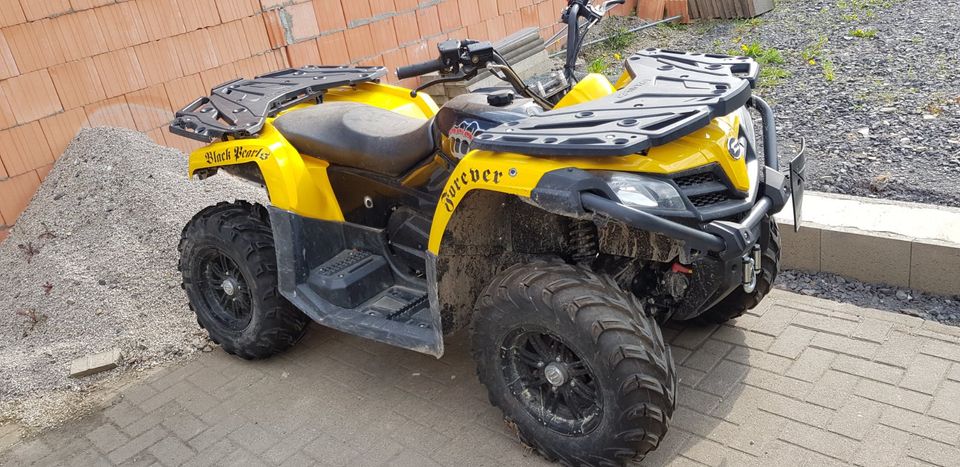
[727,137,746,160]
[449,120,481,158]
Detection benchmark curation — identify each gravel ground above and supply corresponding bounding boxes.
[775,270,960,325]
[0,128,264,431]
[578,0,960,207]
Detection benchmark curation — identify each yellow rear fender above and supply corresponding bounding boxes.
[188,122,344,222]
[188,82,440,222]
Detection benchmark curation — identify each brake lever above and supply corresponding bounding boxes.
[409,70,478,97]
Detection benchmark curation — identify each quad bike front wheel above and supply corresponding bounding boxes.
[471,262,676,465]
[179,201,309,359]
[696,216,781,325]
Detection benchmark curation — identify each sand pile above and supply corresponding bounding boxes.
[0,127,264,430]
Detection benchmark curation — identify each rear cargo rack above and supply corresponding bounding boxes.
[471,49,760,157]
[169,66,387,143]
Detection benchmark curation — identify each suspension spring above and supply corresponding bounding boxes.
[569,219,599,263]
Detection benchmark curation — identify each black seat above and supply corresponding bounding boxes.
[273,102,434,177]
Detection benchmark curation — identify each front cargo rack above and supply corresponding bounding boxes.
[471,49,759,157]
[169,66,387,143]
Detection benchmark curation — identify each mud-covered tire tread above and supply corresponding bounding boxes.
[695,217,781,325]
[179,201,309,360]
[471,261,677,466]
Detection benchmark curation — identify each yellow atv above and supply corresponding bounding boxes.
[169,0,804,464]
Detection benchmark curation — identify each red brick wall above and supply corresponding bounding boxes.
[0,0,575,240]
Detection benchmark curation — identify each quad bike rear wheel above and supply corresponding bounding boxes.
[696,217,781,325]
[471,262,676,466]
[179,201,309,359]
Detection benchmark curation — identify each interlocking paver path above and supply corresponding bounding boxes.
[3,290,960,466]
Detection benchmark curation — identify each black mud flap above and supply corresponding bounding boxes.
[789,139,806,232]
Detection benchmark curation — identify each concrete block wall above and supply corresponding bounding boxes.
[0,0,572,242]
[777,192,960,298]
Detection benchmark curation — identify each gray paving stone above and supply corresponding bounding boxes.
[713,409,785,456]
[386,449,444,467]
[827,396,884,440]
[227,422,280,454]
[677,385,722,414]
[786,347,836,382]
[107,426,167,464]
[682,339,732,372]
[767,325,816,359]
[919,339,960,363]
[803,370,859,409]
[676,366,707,388]
[70,348,122,378]
[7,291,960,467]
[275,451,314,467]
[725,345,792,374]
[120,412,164,438]
[928,380,960,424]
[671,324,718,350]
[878,406,960,445]
[874,331,925,368]
[181,439,238,467]
[60,447,112,467]
[852,318,893,343]
[792,310,859,336]
[810,333,880,360]
[123,383,160,406]
[742,368,812,400]
[751,304,799,337]
[220,446,267,466]
[302,432,361,466]
[904,435,960,466]
[695,360,748,397]
[186,413,246,452]
[85,423,128,453]
[147,436,195,467]
[756,390,833,427]
[159,410,208,442]
[779,418,857,462]
[853,425,911,467]
[757,440,846,467]
[676,436,756,466]
[104,400,148,429]
[832,354,905,385]
[4,438,52,464]
[260,426,320,465]
[855,379,932,414]
[948,362,960,382]
[900,354,952,395]
[710,326,774,351]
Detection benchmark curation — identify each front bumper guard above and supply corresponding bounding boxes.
[578,96,806,263]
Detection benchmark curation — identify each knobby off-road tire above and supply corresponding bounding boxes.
[695,217,781,325]
[179,201,309,360]
[471,262,677,466]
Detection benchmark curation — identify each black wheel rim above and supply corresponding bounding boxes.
[195,247,253,331]
[499,328,603,435]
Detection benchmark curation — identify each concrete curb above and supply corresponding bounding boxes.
[775,192,960,297]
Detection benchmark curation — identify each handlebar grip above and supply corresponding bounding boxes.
[396,59,444,80]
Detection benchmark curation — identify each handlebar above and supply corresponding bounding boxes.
[396,59,445,80]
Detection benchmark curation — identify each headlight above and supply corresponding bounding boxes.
[595,171,686,211]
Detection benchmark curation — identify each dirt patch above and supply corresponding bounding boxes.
[0,128,265,433]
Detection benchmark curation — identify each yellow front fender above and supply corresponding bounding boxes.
[427,112,749,254]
